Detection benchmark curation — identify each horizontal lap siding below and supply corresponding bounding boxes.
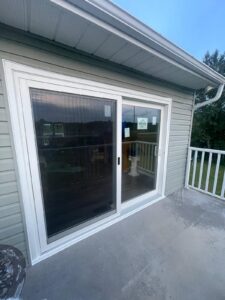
[166,94,193,195]
[0,76,27,258]
[0,29,194,261]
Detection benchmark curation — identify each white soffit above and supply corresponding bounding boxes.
[0,0,224,90]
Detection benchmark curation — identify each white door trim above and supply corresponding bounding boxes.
[121,99,165,209]
[3,60,171,265]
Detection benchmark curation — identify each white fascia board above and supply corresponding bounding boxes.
[65,0,225,87]
[50,0,200,79]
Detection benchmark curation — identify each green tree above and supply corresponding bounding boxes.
[191,50,225,150]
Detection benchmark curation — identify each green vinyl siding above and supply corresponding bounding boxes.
[0,26,194,261]
[0,77,27,258]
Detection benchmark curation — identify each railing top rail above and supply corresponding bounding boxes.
[122,141,157,145]
[190,147,225,155]
[136,141,157,145]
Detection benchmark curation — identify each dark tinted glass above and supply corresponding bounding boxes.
[30,88,116,238]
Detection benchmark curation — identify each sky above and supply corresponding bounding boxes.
[112,0,225,61]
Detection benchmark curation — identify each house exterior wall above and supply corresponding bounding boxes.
[0,27,194,260]
[0,68,27,258]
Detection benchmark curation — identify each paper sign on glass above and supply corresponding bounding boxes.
[137,117,148,130]
[124,127,130,138]
[104,105,111,117]
[152,116,157,125]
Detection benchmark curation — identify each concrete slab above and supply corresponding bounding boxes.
[21,189,225,300]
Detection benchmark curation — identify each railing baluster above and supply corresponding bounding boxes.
[146,144,149,170]
[151,144,154,172]
[191,150,198,187]
[139,142,142,167]
[142,143,144,168]
[185,147,192,187]
[141,143,144,169]
[213,153,221,195]
[135,142,138,157]
[150,145,154,172]
[145,144,148,170]
[149,145,151,171]
[221,171,225,198]
[205,152,212,192]
[198,151,205,189]
[142,144,145,168]
[147,143,150,171]
[142,144,146,169]
[145,143,148,170]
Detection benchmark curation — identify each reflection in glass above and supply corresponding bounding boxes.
[30,88,116,238]
[122,104,161,202]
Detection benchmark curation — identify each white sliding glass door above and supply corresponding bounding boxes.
[4,61,170,263]
[122,100,162,203]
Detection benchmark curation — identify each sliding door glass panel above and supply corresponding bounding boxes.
[122,103,161,202]
[30,89,116,239]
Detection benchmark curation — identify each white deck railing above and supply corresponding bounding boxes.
[122,141,157,174]
[186,147,225,200]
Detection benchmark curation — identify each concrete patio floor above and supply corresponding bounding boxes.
[22,188,225,300]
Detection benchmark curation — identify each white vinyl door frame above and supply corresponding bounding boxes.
[3,60,171,265]
[121,99,165,209]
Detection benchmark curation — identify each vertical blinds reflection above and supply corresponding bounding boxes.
[30,88,116,238]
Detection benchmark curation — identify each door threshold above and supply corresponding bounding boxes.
[121,192,164,216]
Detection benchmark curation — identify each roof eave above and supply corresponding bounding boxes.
[65,0,225,87]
